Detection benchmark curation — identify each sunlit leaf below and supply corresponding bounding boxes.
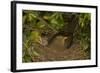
[29,31,40,42]
[32,51,40,56]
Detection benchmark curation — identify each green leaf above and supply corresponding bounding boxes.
[50,19,58,24]
[32,51,40,56]
[36,21,45,28]
[29,31,41,43]
[81,22,84,28]
[50,13,57,19]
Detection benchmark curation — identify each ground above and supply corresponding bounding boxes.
[30,36,90,62]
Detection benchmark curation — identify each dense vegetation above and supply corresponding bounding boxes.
[22,10,91,62]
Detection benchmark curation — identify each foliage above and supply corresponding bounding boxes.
[74,13,91,51]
